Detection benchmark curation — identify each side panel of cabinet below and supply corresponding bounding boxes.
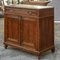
[20,17,40,51]
[39,16,54,51]
[4,15,21,45]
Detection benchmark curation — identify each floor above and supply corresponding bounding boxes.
[0,18,60,60]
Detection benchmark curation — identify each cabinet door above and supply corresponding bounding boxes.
[20,17,39,51]
[4,15,21,45]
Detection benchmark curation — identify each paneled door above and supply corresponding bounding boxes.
[20,17,40,51]
[4,15,21,46]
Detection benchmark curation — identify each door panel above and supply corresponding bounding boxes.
[5,15,20,45]
[21,17,39,50]
[40,17,54,50]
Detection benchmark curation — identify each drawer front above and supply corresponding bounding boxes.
[5,7,39,17]
[5,7,18,15]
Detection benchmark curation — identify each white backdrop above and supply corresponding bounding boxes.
[48,0,60,21]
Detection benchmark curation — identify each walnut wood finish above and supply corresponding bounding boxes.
[4,6,55,60]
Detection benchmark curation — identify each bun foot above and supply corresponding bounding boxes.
[38,55,40,60]
[4,45,8,49]
[51,47,55,53]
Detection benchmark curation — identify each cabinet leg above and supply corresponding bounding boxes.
[4,44,8,49]
[38,55,40,60]
[51,47,55,53]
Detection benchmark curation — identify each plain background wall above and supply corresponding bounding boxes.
[48,0,60,21]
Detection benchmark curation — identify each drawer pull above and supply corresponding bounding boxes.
[28,11,32,15]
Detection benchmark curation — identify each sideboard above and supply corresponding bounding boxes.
[4,4,55,60]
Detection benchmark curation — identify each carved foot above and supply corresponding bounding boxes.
[51,47,55,53]
[38,55,40,60]
[4,45,8,49]
[38,57,40,60]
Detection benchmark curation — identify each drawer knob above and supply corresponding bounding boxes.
[28,11,32,15]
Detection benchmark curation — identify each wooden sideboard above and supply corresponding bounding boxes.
[4,4,55,60]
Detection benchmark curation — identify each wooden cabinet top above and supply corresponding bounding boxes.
[5,4,53,10]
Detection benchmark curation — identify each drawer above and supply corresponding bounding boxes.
[20,9,39,17]
[5,7,39,17]
[5,14,19,19]
[5,7,18,15]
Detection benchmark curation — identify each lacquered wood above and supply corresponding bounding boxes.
[4,6,55,60]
